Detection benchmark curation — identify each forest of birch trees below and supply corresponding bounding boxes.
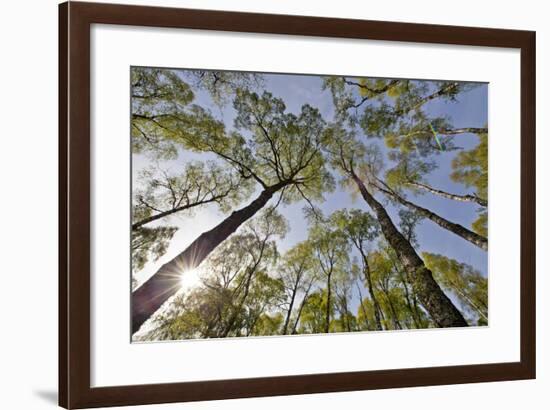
[130,67,488,341]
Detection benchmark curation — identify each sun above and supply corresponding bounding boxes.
[179,267,201,288]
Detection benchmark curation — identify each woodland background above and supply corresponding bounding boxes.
[131,69,488,341]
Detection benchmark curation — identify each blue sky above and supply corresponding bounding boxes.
[133,70,488,327]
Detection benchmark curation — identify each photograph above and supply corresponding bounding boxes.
[130,67,488,342]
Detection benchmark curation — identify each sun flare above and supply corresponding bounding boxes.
[179,267,200,288]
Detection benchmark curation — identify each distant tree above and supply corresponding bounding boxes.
[423,253,488,325]
[298,290,333,334]
[237,270,286,337]
[377,245,432,329]
[308,217,350,333]
[331,261,359,333]
[278,241,318,335]
[369,250,405,330]
[329,209,384,330]
[215,207,287,338]
[356,296,377,331]
[250,313,285,336]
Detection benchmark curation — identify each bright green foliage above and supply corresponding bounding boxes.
[250,313,285,336]
[298,290,333,334]
[369,250,406,329]
[131,68,263,155]
[132,67,195,113]
[329,208,380,247]
[308,216,351,332]
[231,90,336,202]
[451,132,488,235]
[308,219,351,281]
[472,212,488,237]
[136,83,335,204]
[330,312,358,333]
[131,67,196,158]
[451,132,488,200]
[321,76,354,120]
[423,253,488,325]
[237,271,286,337]
[356,297,377,331]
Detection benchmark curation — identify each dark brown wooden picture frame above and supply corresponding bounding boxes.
[59,1,536,408]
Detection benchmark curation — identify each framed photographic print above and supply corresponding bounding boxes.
[59,1,536,408]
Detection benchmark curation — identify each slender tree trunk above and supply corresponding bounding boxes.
[132,182,285,334]
[357,249,384,330]
[355,283,372,330]
[132,197,219,229]
[380,185,488,251]
[325,271,333,333]
[378,279,402,330]
[340,293,352,332]
[350,171,468,328]
[397,270,421,328]
[282,281,299,335]
[407,181,487,207]
[439,127,488,136]
[291,279,315,334]
[388,255,422,328]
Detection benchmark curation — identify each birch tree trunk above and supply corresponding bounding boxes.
[439,127,488,136]
[350,171,468,328]
[407,181,487,207]
[132,197,220,229]
[380,186,488,251]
